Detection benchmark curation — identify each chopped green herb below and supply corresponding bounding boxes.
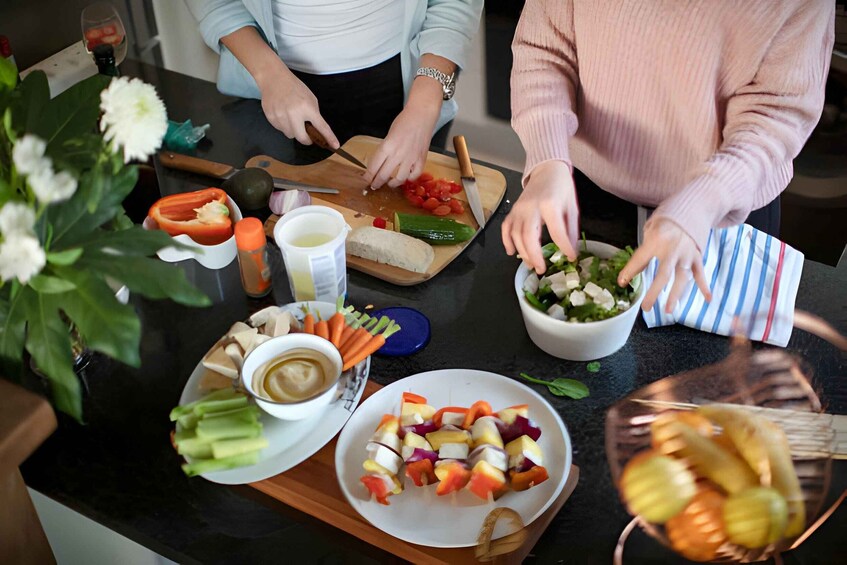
[586,361,601,373]
[519,372,590,400]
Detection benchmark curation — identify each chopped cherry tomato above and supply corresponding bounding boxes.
[418,172,434,182]
[422,197,440,211]
[372,217,387,229]
[438,191,452,202]
[449,199,465,214]
[410,195,424,208]
[449,182,463,194]
[414,186,426,197]
[102,25,116,35]
[405,459,437,487]
[433,205,452,216]
[422,180,437,192]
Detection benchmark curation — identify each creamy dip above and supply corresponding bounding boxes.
[252,348,334,403]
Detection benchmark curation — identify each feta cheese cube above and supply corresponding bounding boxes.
[599,261,609,271]
[523,272,540,294]
[545,272,569,298]
[579,257,594,272]
[547,303,567,321]
[596,289,615,311]
[583,281,603,298]
[549,250,565,264]
[564,271,581,289]
[440,412,465,427]
[569,290,586,306]
[616,299,631,311]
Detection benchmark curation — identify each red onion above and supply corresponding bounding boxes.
[500,416,542,444]
[366,440,401,459]
[516,457,540,473]
[405,448,438,464]
[269,190,310,216]
[401,421,438,437]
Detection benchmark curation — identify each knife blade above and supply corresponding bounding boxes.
[305,122,368,170]
[452,135,486,228]
[158,151,340,195]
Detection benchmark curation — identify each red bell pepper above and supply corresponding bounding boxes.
[468,461,507,500]
[402,392,427,405]
[509,465,549,492]
[405,459,437,487]
[360,474,393,505]
[462,400,493,429]
[433,406,468,427]
[434,461,471,496]
[148,188,233,246]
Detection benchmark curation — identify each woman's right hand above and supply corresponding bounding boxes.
[257,68,339,149]
[501,160,580,274]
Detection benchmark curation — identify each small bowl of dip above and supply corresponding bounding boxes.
[240,333,343,420]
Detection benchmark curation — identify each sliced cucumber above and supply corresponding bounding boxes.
[394,212,475,244]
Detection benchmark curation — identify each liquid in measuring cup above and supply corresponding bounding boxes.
[291,233,334,248]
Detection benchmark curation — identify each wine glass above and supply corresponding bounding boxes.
[81,2,127,65]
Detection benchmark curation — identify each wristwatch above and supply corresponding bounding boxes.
[416,67,457,100]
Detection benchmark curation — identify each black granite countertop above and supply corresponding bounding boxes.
[20,61,847,564]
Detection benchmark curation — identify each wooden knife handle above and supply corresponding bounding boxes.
[158,151,235,179]
[453,135,474,178]
[305,122,332,151]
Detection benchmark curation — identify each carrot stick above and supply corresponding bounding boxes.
[339,314,368,350]
[342,322,402,371]
[303,314,315,335]
[340,316,379,358]
[315,320,329,340]
[339,323,356,348]
[328,312,344,346]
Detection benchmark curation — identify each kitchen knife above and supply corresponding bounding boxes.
[158,151,340,194]
[305,122,368,170]
[452,135,486,228]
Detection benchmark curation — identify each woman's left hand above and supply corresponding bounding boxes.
[364,102,440,189]
[617,217,712,313]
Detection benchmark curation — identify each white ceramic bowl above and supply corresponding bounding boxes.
[240,333,343,421]
[514,241,645,361]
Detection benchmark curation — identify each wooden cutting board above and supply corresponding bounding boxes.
[255,135,508,286]
[249,380,579,564]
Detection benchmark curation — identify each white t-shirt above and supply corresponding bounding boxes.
[271,0,404,75]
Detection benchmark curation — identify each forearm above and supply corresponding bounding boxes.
[405,53,455,121]
[220,27,291,90]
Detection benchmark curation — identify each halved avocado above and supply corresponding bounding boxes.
[222,168,273,211]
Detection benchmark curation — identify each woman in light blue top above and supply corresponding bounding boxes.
[186,0,483,188]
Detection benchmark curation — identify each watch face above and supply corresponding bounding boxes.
[444,75,456,100]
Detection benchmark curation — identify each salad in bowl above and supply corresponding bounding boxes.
[514,240,644,361]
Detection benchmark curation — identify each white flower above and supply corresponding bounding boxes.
[0,233,46,284]
[100,77,167,163]
[28,168,78,204]
[12,134,50,175]
[0,202,36,236]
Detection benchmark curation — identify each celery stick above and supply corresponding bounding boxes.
[177,412,199,430]
[211,436,269,459]
[169,388,239,421]
[193,396,248,417]
[202,405,260,424]
[177,438,214,459]
[181,451,260,477]
[174,429,197,443]
[196,418,262,441]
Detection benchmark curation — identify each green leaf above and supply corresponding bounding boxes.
[21,287,82,421]
[0,287,27,381]
[76,251,211,307]
[11,71,49,133]
[586,362,601,373]
[73,224,187,257]
[46,248,83,266]
[33,73,111,152]
[518,372,590,400]
[28,274,77,294]
[46,164,138,247]
[55,268,141,367]
[0,57,16,91]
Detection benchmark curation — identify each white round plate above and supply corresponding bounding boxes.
[335,369,572,548]
[178,301,370,485]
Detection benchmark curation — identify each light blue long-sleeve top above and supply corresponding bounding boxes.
[184,0,483,133]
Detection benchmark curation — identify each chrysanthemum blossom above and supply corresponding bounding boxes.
[0,201,36,236]
[100,77,167,163]
[29,168,78,204]
[12,134,49,175]
[0,232,46,284]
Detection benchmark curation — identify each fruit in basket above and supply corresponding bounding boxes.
[723,487,789,549]
[650,411,713,446]
[620,451,697,524]
[698,405,805,537]
[651,418,758,495]
[666,487,728,562]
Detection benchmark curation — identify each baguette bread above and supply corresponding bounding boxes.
[347,227,434,273]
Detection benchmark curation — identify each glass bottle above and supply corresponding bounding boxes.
[234,218,272,298]
[93,44,119,77]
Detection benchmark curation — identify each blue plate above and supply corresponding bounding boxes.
[370,307,430,357]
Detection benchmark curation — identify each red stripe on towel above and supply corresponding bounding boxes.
[761,241,786,343]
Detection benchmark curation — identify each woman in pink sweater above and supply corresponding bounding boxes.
[503,1,833,312]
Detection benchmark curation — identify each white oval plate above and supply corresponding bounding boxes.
[335,369,572,548]
[178,301,370,485]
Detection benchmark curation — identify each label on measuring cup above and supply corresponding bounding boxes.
[305,243,346,302]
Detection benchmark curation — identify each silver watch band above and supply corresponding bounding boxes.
[415,67,456,100]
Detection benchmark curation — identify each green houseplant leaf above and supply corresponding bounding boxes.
[21,287,82,421]
[73,224,192,256]
[28,274,77,294]
[11,71,50,134]
[0,56,16,91]
[33,73,111,153]
[0,285,27,381]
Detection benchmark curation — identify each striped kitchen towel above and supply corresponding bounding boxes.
[641,224,804,347]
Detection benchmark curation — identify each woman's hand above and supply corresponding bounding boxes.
[364,101,439,189]
[501,160,580,274]
[618,217,712,313]
[257,68,339,149]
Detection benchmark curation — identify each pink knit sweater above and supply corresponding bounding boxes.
[511,0,834,249]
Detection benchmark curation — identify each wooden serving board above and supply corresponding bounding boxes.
[255,135,508,286]
[249,380,579,564]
